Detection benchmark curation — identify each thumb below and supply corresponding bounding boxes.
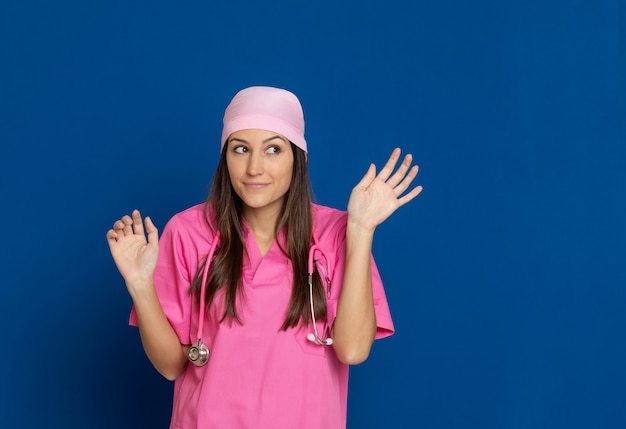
[145,216,159,245]
[355,164,376,189]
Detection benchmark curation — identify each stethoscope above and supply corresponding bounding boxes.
[187,231,334,367]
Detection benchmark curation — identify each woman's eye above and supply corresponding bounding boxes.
[266,146,281,154]
[233,146,247,154]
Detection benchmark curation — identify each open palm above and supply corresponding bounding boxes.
[348,148,423,231]
[106,210,159,285]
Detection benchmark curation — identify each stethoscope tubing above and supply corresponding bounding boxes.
[196,231,221,343]
[191,229,333,365]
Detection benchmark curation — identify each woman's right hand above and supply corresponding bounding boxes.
[106,209,159,290]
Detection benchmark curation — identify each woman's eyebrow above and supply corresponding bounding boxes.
[229,135,286,144]
[262,135,287,144]
[229,137,249,144]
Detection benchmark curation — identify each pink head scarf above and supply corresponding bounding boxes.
[221,86,307,153]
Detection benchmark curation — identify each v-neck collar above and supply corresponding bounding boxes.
[241,219,288,283]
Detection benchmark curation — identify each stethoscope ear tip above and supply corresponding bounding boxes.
[307,332,333,346]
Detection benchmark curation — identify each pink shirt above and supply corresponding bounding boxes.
[130,203,394,429]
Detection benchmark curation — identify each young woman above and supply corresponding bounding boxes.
[106,86,422,429]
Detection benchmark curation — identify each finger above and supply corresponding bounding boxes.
[132,210,144,236]
[355,163,377,189]
[112,219,126,233]
[145,216,159,245]
[106,229,118,246]
[386,154,413,187]
[397,185,423,206]
[393,165,419,195]
[121,215,133,235]
[376,148,401,182]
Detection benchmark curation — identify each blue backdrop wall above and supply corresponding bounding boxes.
[1,1,624,428]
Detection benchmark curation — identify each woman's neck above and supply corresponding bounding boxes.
[242,206,281,256]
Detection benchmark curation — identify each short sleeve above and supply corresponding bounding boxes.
[128,215,196,345]
[369,256,394,339]
[327,252,395,340]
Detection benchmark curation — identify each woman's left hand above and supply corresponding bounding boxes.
[347,148,423,231]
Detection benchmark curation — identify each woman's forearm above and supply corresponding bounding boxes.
[332,220,377,365]
[129,279,188,380]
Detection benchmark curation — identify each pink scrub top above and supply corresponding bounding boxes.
[130,203,394,429]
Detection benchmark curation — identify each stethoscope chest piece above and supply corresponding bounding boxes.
[188,339,209,366]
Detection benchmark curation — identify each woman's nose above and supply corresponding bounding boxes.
[246,152,264,175]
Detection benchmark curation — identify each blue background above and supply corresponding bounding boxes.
[1,1,624,428]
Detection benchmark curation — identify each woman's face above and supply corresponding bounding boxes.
[226,129,294,219]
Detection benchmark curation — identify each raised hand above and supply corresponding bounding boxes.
[106,209,159,287]
[347,148,422,231]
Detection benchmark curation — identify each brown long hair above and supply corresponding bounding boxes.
[190,142,326,330]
